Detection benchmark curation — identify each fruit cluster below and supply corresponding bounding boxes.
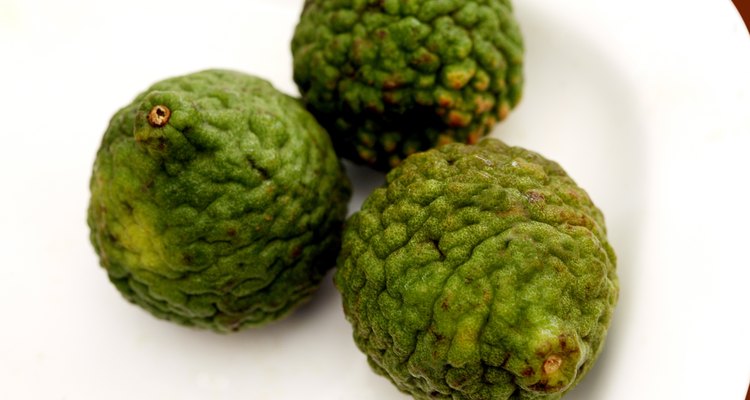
[88,1,618,399]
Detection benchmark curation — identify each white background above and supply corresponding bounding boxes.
[1,0,749,399]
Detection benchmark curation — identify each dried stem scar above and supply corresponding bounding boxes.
[148,105,171,127]
[543,355,562,375]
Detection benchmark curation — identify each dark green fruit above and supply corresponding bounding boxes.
[88,69,351,332]
[335,139,617,399]
[292,0,524,170]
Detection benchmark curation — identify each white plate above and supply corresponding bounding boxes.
[0,0,748,399]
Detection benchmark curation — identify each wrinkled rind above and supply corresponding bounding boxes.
[292,0,524,171]
[335,139,617,399]
[88,69,351,332]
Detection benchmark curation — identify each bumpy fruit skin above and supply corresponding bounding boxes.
[292,0,524,171]
[335,139,617,399]
[88,69,351,332]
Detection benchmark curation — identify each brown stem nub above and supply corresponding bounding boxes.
[147,105,171,127]
[543,355,562,375]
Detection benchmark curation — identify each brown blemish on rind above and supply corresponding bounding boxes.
[148,105,171,127]
[543,355,562,374]
[291,246,303,258]
[497,101,511,120]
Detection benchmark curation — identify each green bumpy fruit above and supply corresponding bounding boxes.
[335,139,618,399]
[292,0,524,171]
[88,69,351,332]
